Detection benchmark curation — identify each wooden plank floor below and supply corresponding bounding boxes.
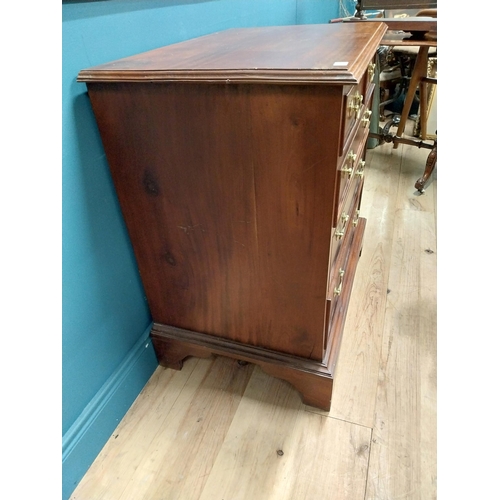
[71,133,437,500]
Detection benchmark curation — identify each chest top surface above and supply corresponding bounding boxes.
[77,22,386,85]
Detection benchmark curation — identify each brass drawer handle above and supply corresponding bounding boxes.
[334,213,349,240]
[334,268,345,296]
[361,110,372,128]
[356,160,366,179]
[368,62,376,82]
[341,151,357,178]
[347,99,359,118]
[352,209,360,227]
[354,92,363,119]
[348,91,364,119]
[340,165,353,177]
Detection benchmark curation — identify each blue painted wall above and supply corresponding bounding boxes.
[62,0,339,498]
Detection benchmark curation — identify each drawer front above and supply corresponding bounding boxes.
[323,56,377,368]
[339,60,376,157]
[325,235,351,349]
[331,168,362,261]
[335,123,369,222]
[340,83,364,157]
[328,177,364,300]
[363,56,377,100]
[324,177,365,349]
[324,216,366,353]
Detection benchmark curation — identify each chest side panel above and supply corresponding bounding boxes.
[87,82,343,360]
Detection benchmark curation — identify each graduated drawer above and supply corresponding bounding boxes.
[339,59,376,157]
[324,177,364,351]
[339,83,364,157]
[328,176,363,300]
[335,122,369,221]
[363,57,377,103]
[324,215,366,353]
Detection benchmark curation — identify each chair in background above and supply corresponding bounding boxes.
[394,8,437,142]
[340,2,438,192]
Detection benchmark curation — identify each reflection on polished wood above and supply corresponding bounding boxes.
[70,138,436,500]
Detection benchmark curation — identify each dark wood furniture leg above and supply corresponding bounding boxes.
[415,139,437,192]
[394,45,430,148]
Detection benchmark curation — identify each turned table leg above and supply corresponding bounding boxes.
[415,140,437,192]
[395,45,430,148]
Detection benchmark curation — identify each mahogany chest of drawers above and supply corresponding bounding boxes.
[78,22,387,410]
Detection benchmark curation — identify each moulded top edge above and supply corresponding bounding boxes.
[77,23,387,85]
[77,68,361,85]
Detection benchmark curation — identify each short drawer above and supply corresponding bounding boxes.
[339,84,364,157]
[339,59,376,157]
[363,57,377,100]
[328,239,351,301]
[328,178,357,275]
[333,170,361,244]
[335,124,369,220]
